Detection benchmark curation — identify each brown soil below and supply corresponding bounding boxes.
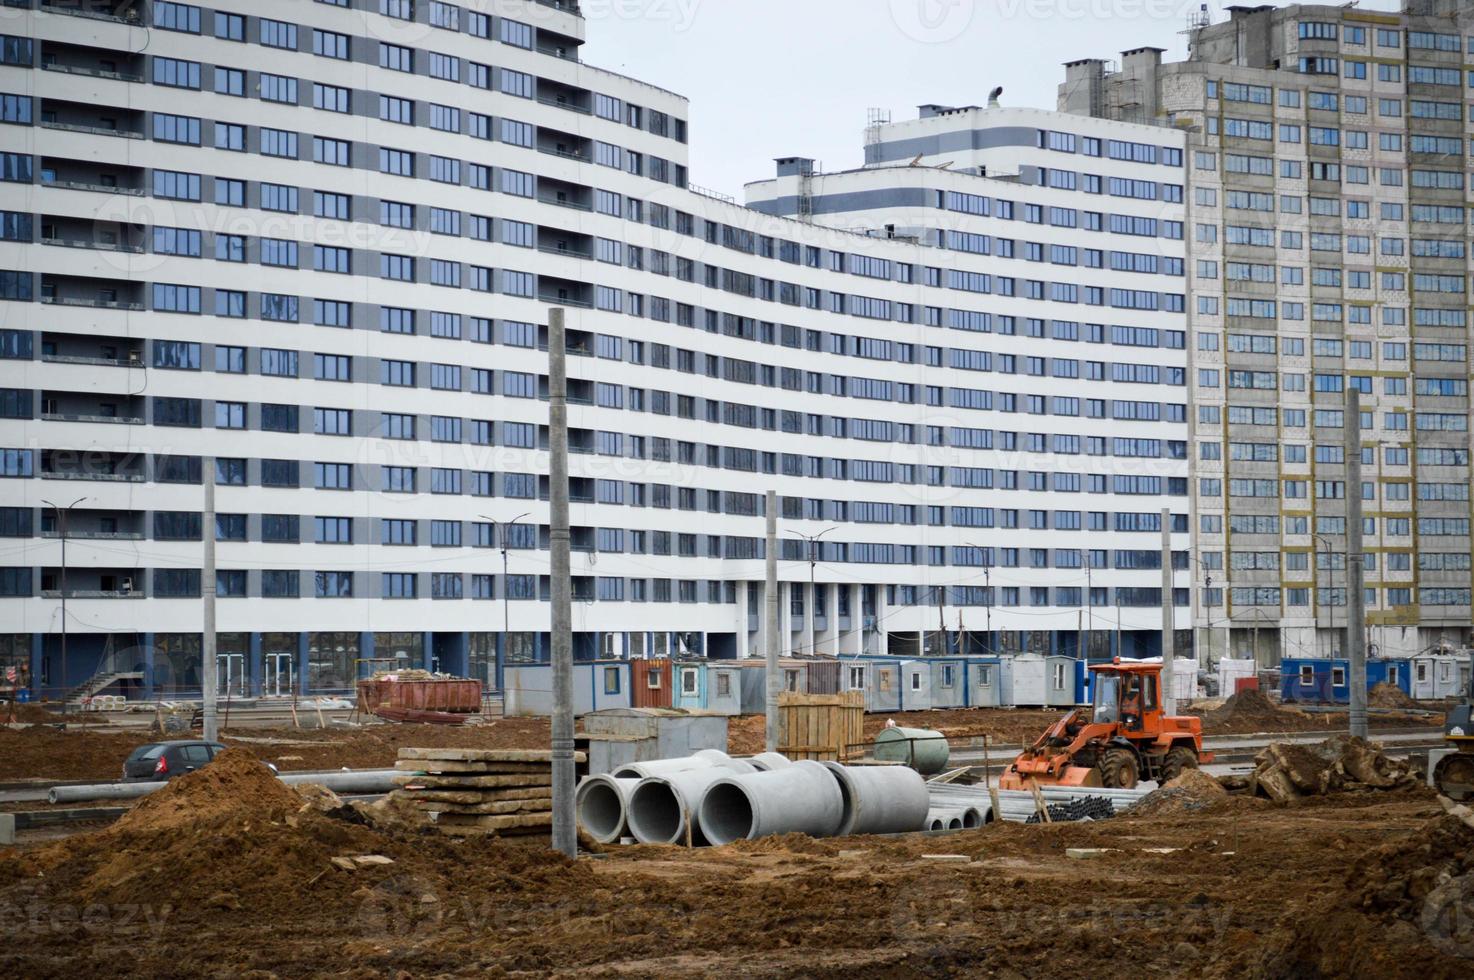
[1370,682,1423,711]
[0,717,557,783]
[0,764,1466,977]
[1131,768,1232,817]
[2,700,1443,784]
[1,703,63,724]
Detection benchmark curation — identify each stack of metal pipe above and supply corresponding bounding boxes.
[925,782,1150,824]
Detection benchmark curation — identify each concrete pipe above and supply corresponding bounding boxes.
[625,760,756,846]
[960,805,987,829]
[47,769,400,805]
[820,762,929,836]
[692,749,753,772]
[699,760,844,846]
[926,808,965,832]
[612,756,717,780]
[743,752,792,772]
[575,774,640,844]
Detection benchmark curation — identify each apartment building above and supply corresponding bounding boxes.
[1060,0,1474,665]
[0,0,1189,701]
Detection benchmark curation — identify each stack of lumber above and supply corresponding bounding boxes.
[392,748,584,837]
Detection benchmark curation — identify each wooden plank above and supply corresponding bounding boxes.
[393,761,552,777]
[402,788,551,804]
[393,779,552,795]
[392,769,554,786]
[397,748,584,764]
[435,824,550,838]
[433,812,553,829]
[414,798,552,815]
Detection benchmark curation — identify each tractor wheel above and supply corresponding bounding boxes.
[1434,752,1474,803]
[1160,745,1199,784]
[1098,748,1140,790]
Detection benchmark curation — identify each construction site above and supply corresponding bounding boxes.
[1,656,1471,979]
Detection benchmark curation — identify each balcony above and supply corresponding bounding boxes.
[40,449,146,483]
[40,331,143,367]
[38,157,145,196]
[40,99,145,140]
[41,508,145,541]
[39,1,142,24]
[39,274,145,312]
[40,566,145,599]
[40,39,145,80]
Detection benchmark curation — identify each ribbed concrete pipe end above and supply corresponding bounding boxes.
[926,808,963,832]
[575,775,635,844]
[625,777,686,845]
[947,816,964,830]
[961,806,986,830]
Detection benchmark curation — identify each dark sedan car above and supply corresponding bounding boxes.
[122,740,226,781]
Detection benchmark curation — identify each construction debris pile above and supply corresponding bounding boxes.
[392,747,574,837]
[1248,734,1423,803]
[1368,681,1424,711]
[1192,688,1318,734]
[1128,768,1232,817]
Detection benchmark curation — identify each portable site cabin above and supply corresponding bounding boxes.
[1366,657,1411,697]
[1282,658,1351,704]
[866,659,903,713]
[669,661,743,716]
[928,658,968,709]
[1412,654,1463,700]
[964,657,1004,707]
[502,661,631,717]
[897,660,934,711]
[1049,656,1087,707]
[1005,654,1047,707]
[805,658,842,695]
[628,658,673,709]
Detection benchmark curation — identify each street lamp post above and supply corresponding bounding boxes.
[42,496,87,710]
[1314,533,1342,656]
[788,527,836,654]
[482,513,530,686]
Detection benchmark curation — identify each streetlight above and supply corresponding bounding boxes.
[962,542,994,656]
[788,527,837,654]
[482,513,531,682]
[42,496,87,710]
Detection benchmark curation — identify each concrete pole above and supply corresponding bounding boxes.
[764,491,780,753]
[547,309,576,858]
[1345,389,1367,739]
[1160,508,1175,716]
[202,461,218,742]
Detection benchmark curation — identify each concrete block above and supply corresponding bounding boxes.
[1066,848,1119,860]
[0,813,14,846]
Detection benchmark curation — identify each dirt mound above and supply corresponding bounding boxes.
[1196,689,1314,735]
[1250,814,1474,977]
[1251,735,1421,803]
[2,702,62,724]
[1129,769,1230,817]
[724,833,843,856]
[1369,682,1422,711]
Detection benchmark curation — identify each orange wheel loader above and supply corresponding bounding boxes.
[1000,660,1213,791]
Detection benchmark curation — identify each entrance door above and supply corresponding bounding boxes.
[265,653,295,697]
[217,654,245,698]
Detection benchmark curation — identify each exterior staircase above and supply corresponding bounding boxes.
[63,670,143,705]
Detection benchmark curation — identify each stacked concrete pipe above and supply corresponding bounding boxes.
[613,749,746,780]
[625,758,757,845]
[926,810,966,831]
[575,774,640,844]
[698,760,845,845]
[744,752,793,772]
[820,762,930,836]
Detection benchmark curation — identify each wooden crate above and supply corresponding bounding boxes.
[777,691,865,762]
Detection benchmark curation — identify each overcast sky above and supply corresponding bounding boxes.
[581,0,1405,198]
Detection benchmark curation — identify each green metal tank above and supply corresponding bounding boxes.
[873,726,950,775]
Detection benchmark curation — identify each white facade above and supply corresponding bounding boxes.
[0,0,1189,699]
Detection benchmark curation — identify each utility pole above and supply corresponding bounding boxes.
[1345,389,1368,739]
[1161,508,1176,716]
[547,309,576,858]
[43,496,85,712]
[984,567,991,654]
[202,462,217,742]
[764,491,779,753]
